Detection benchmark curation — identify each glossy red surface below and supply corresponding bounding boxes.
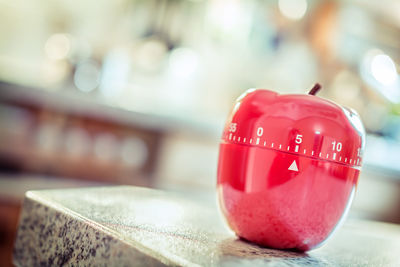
[217,89,365,251]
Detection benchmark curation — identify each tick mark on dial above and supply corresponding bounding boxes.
[326,154,329,159]
[303,149,306,154]
[263,141,266,146]
[233,136,236,141]
[243,138,246,142]
[279,144,282,149]
[312,151,314,155]
[287,146,290,151]
[271,143,274,148]
[250,138,253,144]
[238,137,241,141]
[319,152,322,157]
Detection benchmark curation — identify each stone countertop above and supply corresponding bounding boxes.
[13,186,400,266]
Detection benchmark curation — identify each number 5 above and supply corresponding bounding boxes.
[295,134,303,144]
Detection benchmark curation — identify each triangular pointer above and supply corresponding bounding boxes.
[288,160,298,172]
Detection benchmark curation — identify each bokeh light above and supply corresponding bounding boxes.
[44,33,71,60]
[370,54,398,85]
[73,60,101,93]
[278,0,308,20]
[168,48,199,80]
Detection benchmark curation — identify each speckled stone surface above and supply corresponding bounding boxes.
[13,186,400,266]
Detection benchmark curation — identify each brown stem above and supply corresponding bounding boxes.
[308,83,322,95]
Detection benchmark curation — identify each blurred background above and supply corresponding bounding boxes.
[1,0,400,265]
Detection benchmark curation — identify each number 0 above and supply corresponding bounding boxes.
[337,142,342,151]
[257,127,263,136]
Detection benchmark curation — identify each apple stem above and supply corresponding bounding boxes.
[308,83,322,95]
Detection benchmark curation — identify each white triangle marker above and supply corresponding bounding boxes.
[288,160,298,172]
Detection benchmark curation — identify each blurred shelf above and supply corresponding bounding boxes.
[0,81,223,139]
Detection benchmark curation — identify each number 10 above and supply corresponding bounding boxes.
[332,141,342,152]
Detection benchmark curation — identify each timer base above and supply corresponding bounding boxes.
[217,143,359,250]
[14,186,400,266]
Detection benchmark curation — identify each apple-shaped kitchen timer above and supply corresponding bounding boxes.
[217,84,365,251]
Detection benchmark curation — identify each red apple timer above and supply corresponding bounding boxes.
[217,84,365,251]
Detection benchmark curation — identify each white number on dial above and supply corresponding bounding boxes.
[257,127,263,136]
[332,141,342,152]
[229,123,237,133]
[295,134,303,144]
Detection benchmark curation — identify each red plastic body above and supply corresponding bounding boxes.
[217,89,365,251]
